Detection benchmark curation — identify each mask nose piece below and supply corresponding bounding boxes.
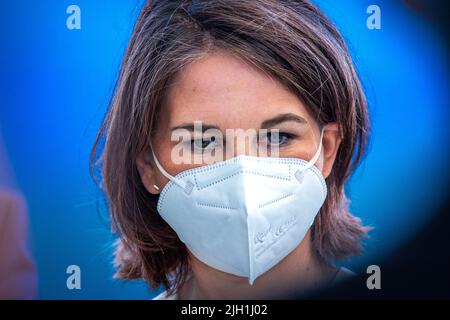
[294,169,305,184]
[184,180,194,195]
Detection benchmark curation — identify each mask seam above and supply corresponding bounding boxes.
[196,202,237,211]
[168,156,308,180]
[257,193,294,209]
[157,158,327,212]
[197,169,291,190]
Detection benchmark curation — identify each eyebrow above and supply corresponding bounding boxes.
[170,113,307,132]
[260,113,307,129]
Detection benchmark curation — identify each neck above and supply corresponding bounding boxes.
[178,232,338,299]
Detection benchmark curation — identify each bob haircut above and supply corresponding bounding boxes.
[91,0,371,295]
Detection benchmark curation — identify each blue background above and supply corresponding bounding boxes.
[0,1,448,299]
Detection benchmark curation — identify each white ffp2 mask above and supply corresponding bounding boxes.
[152,130,327,285]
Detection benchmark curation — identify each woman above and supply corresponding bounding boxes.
[91,0,370,299]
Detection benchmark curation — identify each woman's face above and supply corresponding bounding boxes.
[136,51,342,291]
[138,51,341,192]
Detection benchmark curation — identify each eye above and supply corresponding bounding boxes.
[264,132,295,147]
[191,136,216,151]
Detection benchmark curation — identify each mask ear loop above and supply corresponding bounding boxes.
[294,127,324,182]
[150,144,194,194]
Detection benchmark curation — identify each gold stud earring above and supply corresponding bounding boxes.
[153,184,160,191]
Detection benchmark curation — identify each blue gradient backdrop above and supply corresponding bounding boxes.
[0,1,448,299]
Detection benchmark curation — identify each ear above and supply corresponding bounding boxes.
[136,150,160,194]
[321,123,342,179]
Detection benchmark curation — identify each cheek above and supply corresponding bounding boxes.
[277,140,326,175]
[279,139,319,161]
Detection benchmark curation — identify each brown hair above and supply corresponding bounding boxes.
[91,0,371,295]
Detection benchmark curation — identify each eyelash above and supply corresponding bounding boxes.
[188,132,297,151]
[264,132,297,147]
[190,136,217,151]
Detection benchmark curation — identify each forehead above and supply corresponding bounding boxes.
[163,52,311,128]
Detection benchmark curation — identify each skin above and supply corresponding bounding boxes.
[136,51,342,299]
